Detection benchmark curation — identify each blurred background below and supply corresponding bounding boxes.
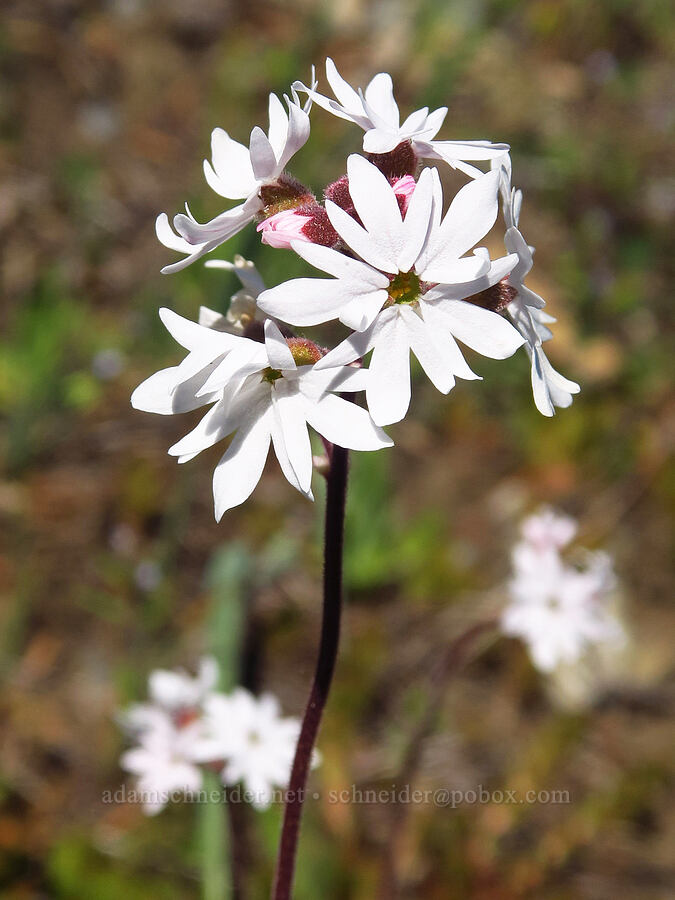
[1,0,673,897]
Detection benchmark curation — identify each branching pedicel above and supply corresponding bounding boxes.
[132,59,581,898]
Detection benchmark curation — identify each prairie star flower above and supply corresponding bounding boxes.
[120,710,204,815]
[190,689,314,810]
[156,92,311,273]
[258,156,524,426]
[131,313,392,518]
[501,537,623,673]
[495,164,580,416]
[293,58,508,177]
[201,254,266,335]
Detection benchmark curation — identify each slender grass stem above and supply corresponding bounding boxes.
[272,444,349,900]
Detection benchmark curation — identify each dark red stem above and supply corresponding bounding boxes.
[272,445,349,900]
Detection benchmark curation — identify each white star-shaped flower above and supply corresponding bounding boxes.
[258,156,524,426]
[156,93,311,273]
[131,312,392,518]
[120,710,204,815]
[190,689,314,810]
[293,58,508,177]
[494,161,580,416]
[501,541,623,673]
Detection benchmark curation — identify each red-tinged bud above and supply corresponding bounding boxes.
[391,175,416,216]
[259,173,314,218]
[173,708,200,729]
[324,175,355,216]
[257,209,313,249]
[286,337,325,366]
[296,204,340,247]
[365,140,419,179]
[465,278,517,313]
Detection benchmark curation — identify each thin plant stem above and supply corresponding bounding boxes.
[272,444,349,900]
[201,769,230,900]
[377,617,499,899]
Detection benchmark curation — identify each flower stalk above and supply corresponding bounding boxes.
[272,444,349,900]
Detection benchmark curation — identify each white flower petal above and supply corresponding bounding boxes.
[325,199,398,273]
[398,167,434,272]
[213,409,272,519]
[367,315,411,426]
[277,98,311,171]
[271,385,313,494]
[419,301,481,381]
[257,278,350,327]
[399,305,456,394]
[315,311,393,370]
[291,240,389,288]
[438,300,525,359]
[346,155,402,268]
[338,289,388,332]
[266,94,288,161]
[363,72,399,128]
[264,319,295,370]
[249,126,277,180]
[305,393,393,450]
[205,128,256,199]
[425,169,500,265]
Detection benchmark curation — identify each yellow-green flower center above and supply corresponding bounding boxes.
[261,367,283,384]
[388,270,421,305]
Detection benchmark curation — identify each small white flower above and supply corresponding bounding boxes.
[132,313,392,518]
[147,656,219,711]
[120,710,204,815]
[201,254,266,335]
[258,156,524,426]
[501,538,624,673]
[294,59,508,177]
[520,508,577,551]
[494,162,580,416]
[191,689,313,810]
[156,93,311,273]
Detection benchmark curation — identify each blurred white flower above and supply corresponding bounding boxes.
[259,157,523,426]
[520,507,577,551]
[120,710,204,815]
[156,93,311,273]
[191,688,313,810]
[501,522,624,673]
[294,59,507,177]
[132,313,392,518]
[119,660,314,814]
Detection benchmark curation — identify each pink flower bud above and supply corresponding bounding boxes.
[257,209,313,249]
[392,175,417,215]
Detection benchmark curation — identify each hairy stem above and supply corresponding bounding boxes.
[272,444,349,900]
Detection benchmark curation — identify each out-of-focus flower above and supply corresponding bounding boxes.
[156,93,312,273]
[120,710,204,815]
[131,313,392,518]
[294,59,507,177]
[494,159,580,416]
[520,507,577,551]
[191,689,314,810]
[119,660,316,814]
[201,255,266,335]
[501,517,624,672]
[259,157,523,426]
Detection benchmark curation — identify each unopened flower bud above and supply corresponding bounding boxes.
[365,139,419,179]
[257,209,313,249]
[391,175,417,215]
[286,337,324,366]
[258,173,315,218]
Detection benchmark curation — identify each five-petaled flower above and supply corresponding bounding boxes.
[132,311,392,518]
[258,157,524,426]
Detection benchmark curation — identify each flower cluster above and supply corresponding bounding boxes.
[501,510,624,672]
[119,658,311,813]
[135,60,579,517]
